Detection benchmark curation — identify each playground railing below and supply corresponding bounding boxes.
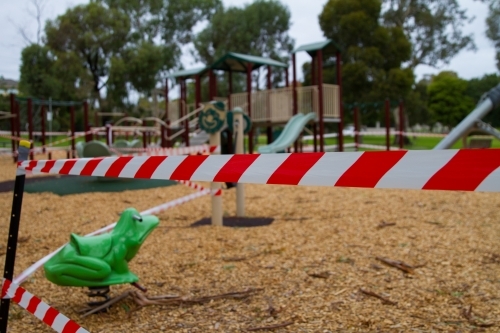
[169,105,203,128]
[269,87,293,122]
[322,84,340,118]
[167,100,180,122]
[229,84,340,123]
[297,85,318,116]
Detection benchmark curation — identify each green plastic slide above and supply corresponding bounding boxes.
[257,113,316,153]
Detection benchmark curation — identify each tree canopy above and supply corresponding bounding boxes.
[45,2,131,107]
[382,0,476,69]
[317,0,413,125]
[486,0,500,71]
[194,0,293,64]
[427,71,474,128]
[193,0,294,91]
[19,0,222,112]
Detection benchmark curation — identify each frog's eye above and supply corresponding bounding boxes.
[133,214,143,222]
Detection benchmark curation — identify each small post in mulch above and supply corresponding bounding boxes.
[0,140,30,333]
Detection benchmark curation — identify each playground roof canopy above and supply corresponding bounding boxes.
[293,39,342,56]
[169,67,206,80]
[210,52,288,72]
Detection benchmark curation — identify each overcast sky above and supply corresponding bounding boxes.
[0,0,496,84]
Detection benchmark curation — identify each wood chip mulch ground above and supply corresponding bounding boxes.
[0,154,499,332]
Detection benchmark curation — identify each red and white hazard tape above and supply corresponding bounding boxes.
[14,187,213,285]
[0,130,80,136]
[177,179,222,196]
[38,128,105,149]
[17,150,500,192]
[356,131,451,138]
[1,279,89,333]
[110,144,219,156]
[357,144,402,151]
[0,133,24,142]
[0,128,105,157]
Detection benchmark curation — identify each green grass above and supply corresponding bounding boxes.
[3,132,500,151]
[311,135,500,150]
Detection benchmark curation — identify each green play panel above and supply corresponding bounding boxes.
[24,175,176,196]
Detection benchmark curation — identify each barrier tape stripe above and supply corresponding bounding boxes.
[0,131,86,136]
[109,144,220,157]
[18,150,500,192]
[13,189,212,285]
[177,179,222,196]
[1,279,89,333]
[0,128,104,146]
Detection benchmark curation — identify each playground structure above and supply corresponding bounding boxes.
[163,46,343,153]
[5,44,500,158]
[1,82,500,331]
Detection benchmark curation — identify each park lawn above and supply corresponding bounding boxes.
[3,133,500,151]
[322,135,500,150]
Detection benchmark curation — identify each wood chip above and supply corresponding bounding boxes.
[359,288,397,306]
[246,321,294,331]
[0,154,498,332]
[377,221,396,229]
[376,257,415,274]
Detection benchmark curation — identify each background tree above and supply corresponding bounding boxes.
[193,0,294,92]
[318,0,413,126]
[486,0,500,71]
[427,71,474,128]
[405,78,431,126]
[17,0,223,116]
[44,2,131,108]
[382,0,476,70]
[466,73,500,127]
[100,0,222,96]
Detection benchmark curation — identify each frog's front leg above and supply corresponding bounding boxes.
[45,254,112,287]
[103,243,139,285]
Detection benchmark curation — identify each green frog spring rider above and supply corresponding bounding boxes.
[44,208,159,289]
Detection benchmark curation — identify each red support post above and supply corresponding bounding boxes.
[166,120,172,148]
[105,124,111,146]
[41,104,46,153]
[70,105,76,158]
[399,100,404,149]
[292,53,297,115]
[213,71,218,99]
[83,101,90,142]
[311,55,316,86]
[164,78,169,121]
[15,102,21,140]
[313,123,317,152]
[160,124,166,148]
[195,74,201,108]
[317,50,324,153]
[285,65,289,87]
[267,65,272,89]
[228,70,233,109]
[293,53,299,152]
[208,70,214,100]
[354,106,359,151]
[182,79,189,147]
[247,62,253,153]
[336,51,344,152]
[27,99,34,160]
[9,94,16,158]
[385,99,390,151]
[267,65,272,144]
